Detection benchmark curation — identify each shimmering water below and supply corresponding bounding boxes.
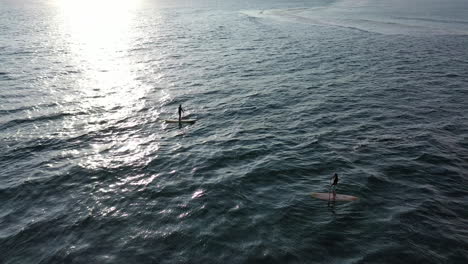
[1,0,468,263]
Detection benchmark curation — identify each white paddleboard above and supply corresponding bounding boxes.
[164,119,196,124]
[311,192,358,201]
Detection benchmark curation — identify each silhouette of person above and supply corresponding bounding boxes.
[178,104,184,122]
[331,173,339,196]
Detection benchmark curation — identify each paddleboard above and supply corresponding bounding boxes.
[311,192,358,201]
[164,119,196,124]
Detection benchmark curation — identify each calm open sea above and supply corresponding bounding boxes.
[1,0,467,263]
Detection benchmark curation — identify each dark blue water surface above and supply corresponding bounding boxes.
[1,0,468,263]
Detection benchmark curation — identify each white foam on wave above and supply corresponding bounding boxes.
[241,0,468,35]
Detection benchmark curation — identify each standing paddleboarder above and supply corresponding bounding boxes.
[331,173,339,194]
[178,104,184,123]
[329,173,339,202]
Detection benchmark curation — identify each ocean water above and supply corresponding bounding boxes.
[1,0,468,263]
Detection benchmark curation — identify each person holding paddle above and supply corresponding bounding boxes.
[178,104,185,123]
[312,173,357,202]
[331,173,339,195]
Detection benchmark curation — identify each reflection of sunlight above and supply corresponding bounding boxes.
[191,189,205,199]
[55,0,141,50]
[55,0,146,110]
[55,0,157,172]
[81,134,160,170]
[54,1,162,221]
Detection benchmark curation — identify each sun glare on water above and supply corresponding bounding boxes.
[53,0,146,100]
[52,0,158,173]
[54,0,142,49]
[53,0,151,129]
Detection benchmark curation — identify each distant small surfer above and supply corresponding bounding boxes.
[331,173,339,195]
[178,104,184,122]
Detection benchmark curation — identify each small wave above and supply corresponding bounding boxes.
[251,6,468,35]
[393,16,468,25]
[0,112,74,131]
[445,73,460,78]
[414,152,453,165]
[0,102,70,115]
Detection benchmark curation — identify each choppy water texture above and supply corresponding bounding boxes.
[1,0,468,263]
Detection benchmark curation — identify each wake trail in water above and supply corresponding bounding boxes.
[241,0,468,35]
